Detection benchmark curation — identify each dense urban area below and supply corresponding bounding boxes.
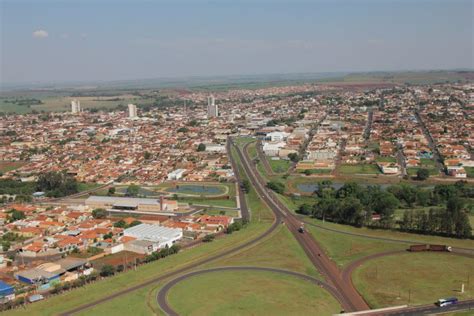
[0,75,473,315]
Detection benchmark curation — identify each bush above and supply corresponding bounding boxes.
[100,264,115,277]
[416,168,430,180]
[266,181,285,194]
[203,234,215,242]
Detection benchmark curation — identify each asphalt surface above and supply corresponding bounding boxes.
[384,299,474,316]
[58,138,474,315]
[156,266,346,316]
[235,140,369,312]
[59,139,279,316]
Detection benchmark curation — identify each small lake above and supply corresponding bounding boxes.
[166,185,224,195]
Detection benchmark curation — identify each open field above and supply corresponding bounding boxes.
[0,161,26,174]
[209,226,319,277]
[4,215,272,316]
[77,182,102,192]
[0,93,155,113]
[302,217,474,250]
[268,159,291,173]
[179,197,237,208]
[466,167,474,178]
[15,144,278,316]
[167,270,341,316]
[339,164,381,175]
[305,224,406,268]
[352,252,474,308]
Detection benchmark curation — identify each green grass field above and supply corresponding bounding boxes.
[210,226,319,277]
[352,252,474,308]
[5,214,273,316]
[375,157,397,163]
[77,182,102,192]
[302,217,474,250]
[179,197,237,208]
[465,167,474,178]
[305,224,406,268]
[167,270,341,316]
[339,164,381,175]
[0,161,26,173]
[268,159,291,173]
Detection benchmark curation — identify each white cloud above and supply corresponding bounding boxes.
[32,30,48,39]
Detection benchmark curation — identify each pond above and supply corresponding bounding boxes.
[166,184,225,195]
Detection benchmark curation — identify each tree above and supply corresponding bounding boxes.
[177,127,188,133]
[9,210,25,222]
[288,153,299,163]
[92,208,107,219]
[100,264,115,277]
[197,143,206,152]
[36,170,78,197]
[129,220,142,227]
[144,151,152,160]
[113,220,126,228]
[107,187,116,196]
[241,179,251,194]
[203,234,215,242]
[416,168,430,180]
[296,203,312,215]
[126,184,140,197]
[2,241,10,252]
[266,181,285,194]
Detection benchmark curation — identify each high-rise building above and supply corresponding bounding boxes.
[128,103,137,118]
[207,95,218,118]
[71,100,81,113]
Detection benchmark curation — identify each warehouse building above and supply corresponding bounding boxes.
[85,196,178,213]
[123,223,182,249]
[0,281,15,304]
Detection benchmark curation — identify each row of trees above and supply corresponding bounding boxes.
[36,171,79,197]
[144,244,180,263]
[296,181,472,238]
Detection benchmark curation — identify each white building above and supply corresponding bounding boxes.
[167,168,186,180]
[207,95,218,118]
[123,224,183,249]
[71,100,81,113]
[128,104,138,118]
[262,142,285,157]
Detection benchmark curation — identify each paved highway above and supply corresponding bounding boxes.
[235,139,369,312]
[156,266,346,316]
[60,139,279,315]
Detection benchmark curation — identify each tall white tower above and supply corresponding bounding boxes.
[71,100,81,113]
[128,103,137,118]
[207,95,218,118]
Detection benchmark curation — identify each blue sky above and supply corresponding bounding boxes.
[1,0,472,84]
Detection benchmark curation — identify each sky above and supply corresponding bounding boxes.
[1,0,473,84]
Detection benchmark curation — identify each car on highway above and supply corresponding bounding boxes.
[436,297,458,307]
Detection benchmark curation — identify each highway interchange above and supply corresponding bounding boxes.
[58,138,473,316]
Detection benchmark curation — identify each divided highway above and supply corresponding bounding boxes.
[234,139,369,312]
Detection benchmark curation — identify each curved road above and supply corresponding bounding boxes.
[60,139,281,315]
[156,266,345,316]
[236,139,368,312]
